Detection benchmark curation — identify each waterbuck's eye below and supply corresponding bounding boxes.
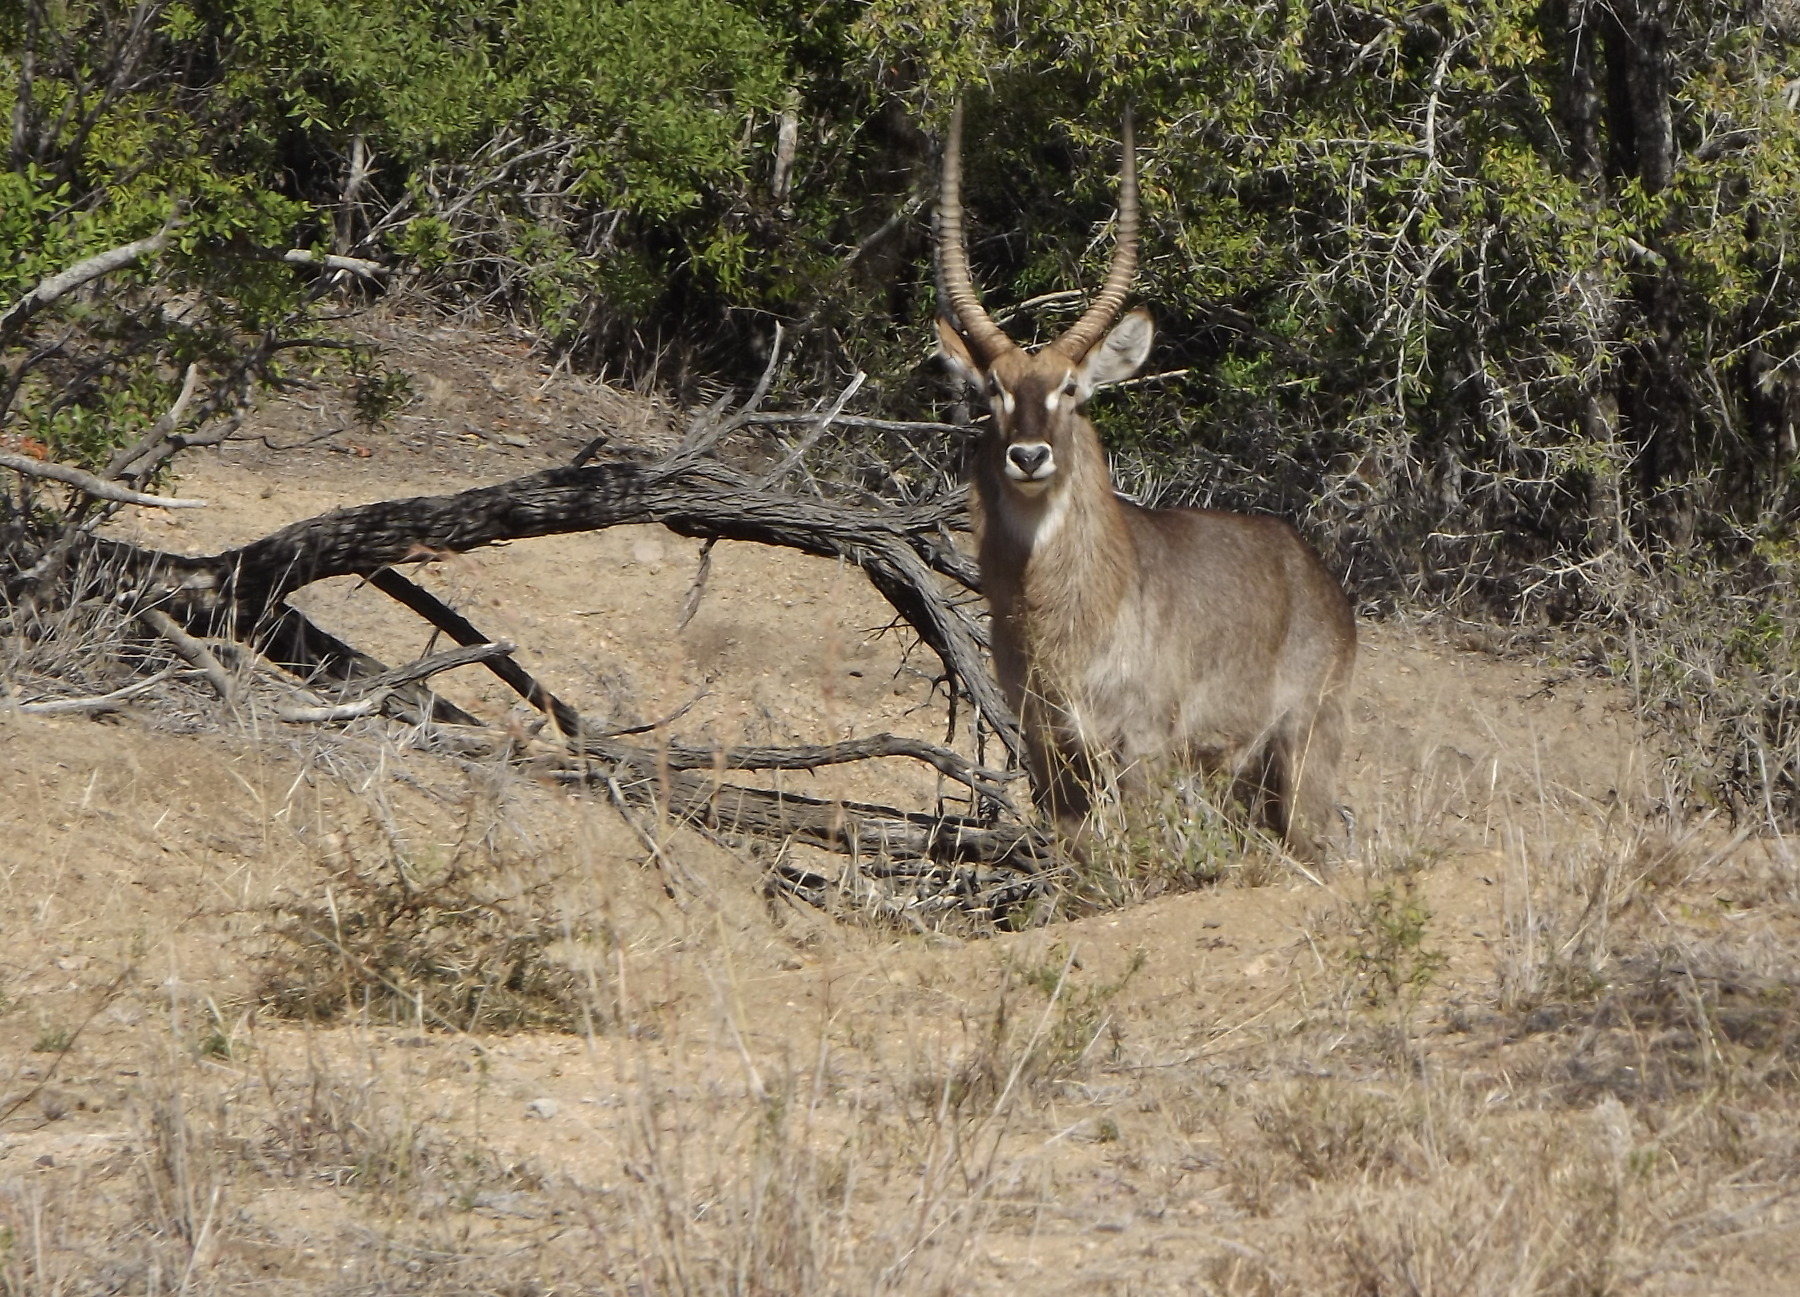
[1061,379,1079,397]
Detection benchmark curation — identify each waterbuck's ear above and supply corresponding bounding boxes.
[1077,307,1154,390]
[935,316,984,389]
[928,316,986,390]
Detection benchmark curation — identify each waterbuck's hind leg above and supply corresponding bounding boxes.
[1274,693,1347,865]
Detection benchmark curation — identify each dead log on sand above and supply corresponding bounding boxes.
[29,401,1053,906]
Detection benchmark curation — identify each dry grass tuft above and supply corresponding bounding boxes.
[902,943,1144,1123]
[256,806,593,1034]
[1053,765,1300,918]
[1482,819,1800,1103]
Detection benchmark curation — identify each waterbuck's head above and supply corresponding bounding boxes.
[935,103,1153,503]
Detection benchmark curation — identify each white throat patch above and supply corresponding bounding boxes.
[1034,489,1071,547]
[1002,485,1070,551]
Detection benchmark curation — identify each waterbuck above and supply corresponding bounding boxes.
[934,104,1356,861]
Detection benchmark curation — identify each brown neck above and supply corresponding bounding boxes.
[974,421,1134,655]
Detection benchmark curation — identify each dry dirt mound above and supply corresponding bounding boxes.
[4,314,1797,1294]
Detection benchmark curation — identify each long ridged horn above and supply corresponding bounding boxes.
[936,101,1014,363]
[1049,109,1138,360]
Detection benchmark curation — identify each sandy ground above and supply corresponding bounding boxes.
[2,315,1796,1294]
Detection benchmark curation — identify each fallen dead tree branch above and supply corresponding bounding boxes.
[365,567,588,737]
[275,640,518,723]
[277,690,394,723]
[245,601,480,726]
[355,570,1018,807]
[556,760,1053,880]
[24,387,1050,911]
[347,639,519,695]
[103,450,1011,756]
[631,732,1020,808]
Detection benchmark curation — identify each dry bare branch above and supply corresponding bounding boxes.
[276,690,393,723]
[276,248,388,280]
[757,370,868,488]
[624,732,1019,807]
[563,761,1052,876]
[138,607,236,704]
[103,362,200,482]
[675,537,716,632]
[6,664,179,715]
[350,639,519,695]
[106,452,1013,757]
[740,412,973,437]
[226,600,480,726]
[358,566,1012,804]
[366,568,588,736]
[275,640,522,723]
[0,452,208,508]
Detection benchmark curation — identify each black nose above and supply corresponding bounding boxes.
[1008,443,1050,477]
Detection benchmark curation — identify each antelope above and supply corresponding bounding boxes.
[934,104,1356,862]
